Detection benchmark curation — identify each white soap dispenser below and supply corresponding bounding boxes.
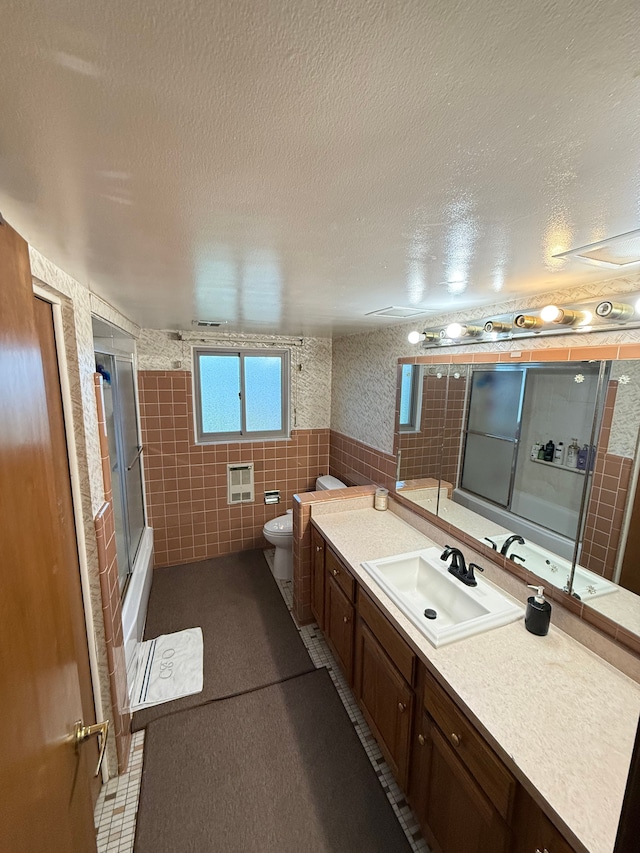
[525,585,551,636]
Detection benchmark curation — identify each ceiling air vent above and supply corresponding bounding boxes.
[553,229,640,268]
[192,319,227,327]
[365,306,433,319]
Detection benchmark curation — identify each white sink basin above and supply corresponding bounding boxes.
[361,546,523,648]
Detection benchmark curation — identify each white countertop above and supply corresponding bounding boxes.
[310,506,640,853]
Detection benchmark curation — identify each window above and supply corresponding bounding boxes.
[398,364,423,432]
[193,348,290,443]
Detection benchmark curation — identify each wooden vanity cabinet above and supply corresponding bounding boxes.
[354,590,416,788]
[310,526,325,628]
[511,788,577,853]
[310,530,579,853]
[410,670,516,853]
[323,547,356,684]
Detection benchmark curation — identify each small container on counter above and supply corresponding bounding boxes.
[374,487,389,511]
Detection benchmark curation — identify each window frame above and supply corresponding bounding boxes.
[193,347,290,444]
[398,363,423,433]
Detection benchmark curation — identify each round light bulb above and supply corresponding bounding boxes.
[445,322,463,338]
[541,305,562,323]
[407,330,423,344]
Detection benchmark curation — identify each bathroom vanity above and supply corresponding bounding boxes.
[306,504,640,853]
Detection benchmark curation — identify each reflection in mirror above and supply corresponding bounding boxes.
[396,364,448,505]
[395,357,640,641]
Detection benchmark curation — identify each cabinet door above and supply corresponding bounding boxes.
[424,719,510,853]
[310,527,325,628]
[354,620,414,788]
[324,575,355,684]
[512,788,577,853]
[408,711,432,832]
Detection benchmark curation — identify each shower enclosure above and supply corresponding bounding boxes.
[93,320,145,596]
[458,362,608,542]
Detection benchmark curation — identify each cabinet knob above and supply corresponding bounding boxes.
[332,568,339,577]
[418,733,425,746]
[450,732,461,747]
[534,849,550,853]
[316,545,322,552]
[398,702,407,713]
[343,615,349,624]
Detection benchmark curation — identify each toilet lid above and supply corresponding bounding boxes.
[264,513,293,534]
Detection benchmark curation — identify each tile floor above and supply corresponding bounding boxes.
[94,551,429,852]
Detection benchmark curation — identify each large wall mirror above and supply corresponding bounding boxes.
[395,356,640,641]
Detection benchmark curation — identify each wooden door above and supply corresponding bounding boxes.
[324,575,355,684]
[354,620,413,787]
[408,711,433,832]
[423,719,509,853]
[310,527,325,628]
[0,221,98,853]
[512,788,577,853]
[619,484,640,595]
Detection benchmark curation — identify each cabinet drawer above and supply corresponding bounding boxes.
[326,547,355,602]
[424,671,516,822]
[358,589,415,685]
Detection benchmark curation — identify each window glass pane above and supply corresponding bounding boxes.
[399,364,414,426]
[467,369,524,438]
[199,354,241,433]
[461,433,515,506]
[244,356,282,432]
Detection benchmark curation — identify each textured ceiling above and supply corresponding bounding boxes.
[2,0,640,335]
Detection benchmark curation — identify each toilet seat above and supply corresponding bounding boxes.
[263,510,293,536]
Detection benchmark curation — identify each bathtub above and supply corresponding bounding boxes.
[489,532,618,601]
[121,526,154,701]
[452,489,575,560]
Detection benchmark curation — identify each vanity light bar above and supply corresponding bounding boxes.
[408,293,640,348]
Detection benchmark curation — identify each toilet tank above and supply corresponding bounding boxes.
[316,475,347,491]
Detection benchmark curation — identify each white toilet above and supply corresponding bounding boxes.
[263,475,347,580]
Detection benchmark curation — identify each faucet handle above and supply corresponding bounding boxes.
[467,563,484,585]
[484,537,497,550]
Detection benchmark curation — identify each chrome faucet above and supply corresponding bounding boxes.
[440,546,484,587]
[500,534,525,557]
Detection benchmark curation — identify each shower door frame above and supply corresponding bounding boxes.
[458,361,609,540]
[94,346,146,598]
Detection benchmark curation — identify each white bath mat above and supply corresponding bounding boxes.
[131,628,204,712]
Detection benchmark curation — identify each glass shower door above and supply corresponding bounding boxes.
[95,352,145,594]
[460,369,525,507]
[116,358,145,573]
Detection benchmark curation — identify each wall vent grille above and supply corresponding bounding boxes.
[227,463,254,504]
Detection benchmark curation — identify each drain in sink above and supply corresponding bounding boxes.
[423,608,437,620]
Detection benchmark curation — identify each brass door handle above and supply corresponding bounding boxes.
[74,719,109,776]
[450,732,461,747]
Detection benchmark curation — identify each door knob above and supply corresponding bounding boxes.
[73,719,109,776]
[450,732,461,747]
